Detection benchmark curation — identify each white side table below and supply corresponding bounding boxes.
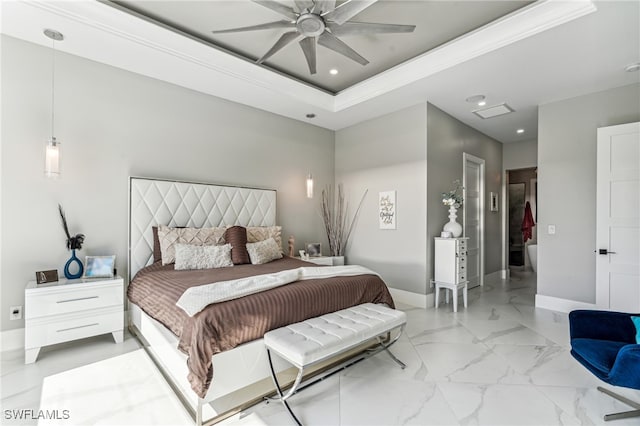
[296,256,345,266]
[25,276,124,364]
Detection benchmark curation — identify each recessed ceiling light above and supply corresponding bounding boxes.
[329,68,339,75]
[306,113,316,119]
[477,101,486,106]
[466,95,486,104]
[517,129,525,134]
[625,62,640,72]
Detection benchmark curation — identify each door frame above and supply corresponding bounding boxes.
[463,153,485,287]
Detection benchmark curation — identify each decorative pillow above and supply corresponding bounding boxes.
[224,226,251,265]
[157,225,226,265]
[174,243,233,270]
[632,316,640,343]
[246,237,283,265]
[246,226,282,252]
[152,226,162,263]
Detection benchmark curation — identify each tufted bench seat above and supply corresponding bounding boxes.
[264,303,406,425]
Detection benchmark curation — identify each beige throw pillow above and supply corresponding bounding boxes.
[174,243,233,270]
[246,238,283,265]
[246,226,282,252]
[157,225,226,265]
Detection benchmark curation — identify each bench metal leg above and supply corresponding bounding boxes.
[597,386,640,421]
[267,349,303,426]
[375,325,406,369]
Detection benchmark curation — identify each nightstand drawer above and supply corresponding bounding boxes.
[26,284,122,319]
[25,308,122,348]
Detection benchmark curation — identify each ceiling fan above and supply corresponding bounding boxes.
[212,0,416,75]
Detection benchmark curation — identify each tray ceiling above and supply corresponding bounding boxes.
[113,0,532,93]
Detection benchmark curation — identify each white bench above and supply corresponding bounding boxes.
[264,303,407,425]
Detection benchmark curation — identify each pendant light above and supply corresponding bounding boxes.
[44,29,63,178]
[306,173,314,198]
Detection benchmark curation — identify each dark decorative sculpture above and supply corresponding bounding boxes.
[58,204,85,279]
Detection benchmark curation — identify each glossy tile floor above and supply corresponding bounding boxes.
[2,270,639,425]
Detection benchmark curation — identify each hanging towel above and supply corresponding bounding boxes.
[522,201,535,242]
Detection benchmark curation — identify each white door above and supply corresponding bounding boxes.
[463,153,485,288]
[596,122,640,312]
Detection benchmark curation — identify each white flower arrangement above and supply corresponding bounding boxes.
[441,180,464,208]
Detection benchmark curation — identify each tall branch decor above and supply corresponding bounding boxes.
[321,184,368,256]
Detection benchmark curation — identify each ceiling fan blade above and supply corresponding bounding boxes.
[257,31,300,63]
[252,0,298,20]
[328,21,416,36]
[318,31,369,65]
[294,0,315,13]
[212,20,295,34]
[322,0,378,25]
[299,37,317,74]
[312,0,336,14]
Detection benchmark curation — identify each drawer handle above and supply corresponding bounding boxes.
[56,296,99,304]
[57,323,99,333]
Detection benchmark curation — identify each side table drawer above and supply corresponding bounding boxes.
[26,284,122,319]
[25,308,123,349]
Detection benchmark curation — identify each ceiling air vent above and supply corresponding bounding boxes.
[473,103,514,119]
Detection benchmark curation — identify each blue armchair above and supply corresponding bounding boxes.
[569,310,640,421]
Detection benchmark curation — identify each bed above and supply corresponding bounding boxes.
[127,177,395,425]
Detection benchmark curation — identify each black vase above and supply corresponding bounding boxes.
[64,249,84,279]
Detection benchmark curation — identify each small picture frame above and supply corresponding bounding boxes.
[490,192,499,212]
[35,269,58,284]
[84,255,116,278]
[305,243,322,257]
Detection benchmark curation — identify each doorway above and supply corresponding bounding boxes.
[506,167,537,271]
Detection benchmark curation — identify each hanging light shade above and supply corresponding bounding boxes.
[44,29,64,178]
[306,173,314,198]
[45,137,61,178]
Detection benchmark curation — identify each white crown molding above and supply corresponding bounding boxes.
[1,0,597,130]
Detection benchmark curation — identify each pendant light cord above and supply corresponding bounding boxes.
[51,36,55,138]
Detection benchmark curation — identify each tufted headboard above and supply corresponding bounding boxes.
[128,177,277,281]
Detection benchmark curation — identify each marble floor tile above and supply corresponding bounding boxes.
[4,270,636,426]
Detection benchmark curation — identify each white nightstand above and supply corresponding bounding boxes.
[24,275,124,364]
[296,256,345,266]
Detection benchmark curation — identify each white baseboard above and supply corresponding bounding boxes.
[500,269,510,280]
[535,294,597,313]
[485,270,507,284]
[1,327,24,352]
[388,287,430,309]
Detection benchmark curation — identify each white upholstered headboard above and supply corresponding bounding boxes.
[128,177,277,281]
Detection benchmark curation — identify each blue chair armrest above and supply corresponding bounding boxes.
[609,344,640,389]
[569,310,637,343]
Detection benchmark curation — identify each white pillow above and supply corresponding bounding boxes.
[246,238,283,265]
[174,243,233,270]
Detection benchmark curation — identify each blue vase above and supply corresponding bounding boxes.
[64,249,84,279]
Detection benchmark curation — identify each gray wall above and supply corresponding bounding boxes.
[426,104,503,285]
[334,102,503,298]
[537,83,640,303]
[1,36,335,332]
[503,139,538,171]
[335,104,427,295]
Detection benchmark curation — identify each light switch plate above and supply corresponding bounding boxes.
[548,225,556,235]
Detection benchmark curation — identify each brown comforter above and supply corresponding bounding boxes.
[127,256,394,398]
